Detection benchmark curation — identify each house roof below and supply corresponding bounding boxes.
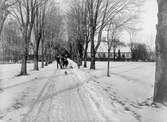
[87,42,131,53]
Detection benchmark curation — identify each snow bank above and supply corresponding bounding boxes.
[83,61,167,122]
[0,62,57,122]
[1,61,167,122]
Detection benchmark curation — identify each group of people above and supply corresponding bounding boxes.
[56,55,69,69]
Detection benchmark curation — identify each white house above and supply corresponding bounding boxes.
[87,42,131,60]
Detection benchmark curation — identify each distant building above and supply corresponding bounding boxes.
[87,42,131,61]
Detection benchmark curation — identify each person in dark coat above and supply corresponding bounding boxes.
[56,55,61,69]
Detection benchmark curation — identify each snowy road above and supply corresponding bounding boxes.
[2,61,165,122]
[21,68,116,122]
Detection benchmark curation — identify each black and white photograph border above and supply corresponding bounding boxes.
[1,0,167,122]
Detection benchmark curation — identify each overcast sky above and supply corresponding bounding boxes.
[142,0,158,36]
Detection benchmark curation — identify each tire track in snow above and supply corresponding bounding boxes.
[31,70,66,122]
[49,69,85,121]
[48,69,73,122]
[31,75,58,122]
[71,71,90,121]
[21,69,58,122]
[73,70,119,122]
[49,68,105,121]
[46,68,80,122]
[22,67,117,122]
[22,69,74,122]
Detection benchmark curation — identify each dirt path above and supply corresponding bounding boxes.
[21,68,116,122]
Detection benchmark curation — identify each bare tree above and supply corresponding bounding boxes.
[10,0,47,75]
[2,21,23,62]
[87,0,144,69]
[145,34,155,61]
[105,0,145,76]
[86,0,102,69]
[0,0,18,62]
[41,27,45,68]
[0,0,8,37]
[106,19,125,76]
[81,0,90,67]
[43,1,63,66]
[126,27,142,61]
[66,0,144,69]
[66,0,86,65]
[31,2,47,70]
[153,0,167,104]
[0,0,18,37]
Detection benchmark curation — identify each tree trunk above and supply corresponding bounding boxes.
[89,0,97,70]
[83,42,88,67]
[48,54,51,64]
[107,48,110,77]
[90,51,95,69]
[20,51,28,75]
[90,37,95,69]
[41,40,44,68]
[34,50,39,70]
[83,51,88,67]
[153,0,167,103]
[114,49,116,61]
[34,36,41,70]
[90,27,96,69]
[71,43,74,60]
[19,36,29,76]
[45,55,48,66]
[2,45,4,62]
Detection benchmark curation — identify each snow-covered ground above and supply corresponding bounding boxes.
[0,61,167,122]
